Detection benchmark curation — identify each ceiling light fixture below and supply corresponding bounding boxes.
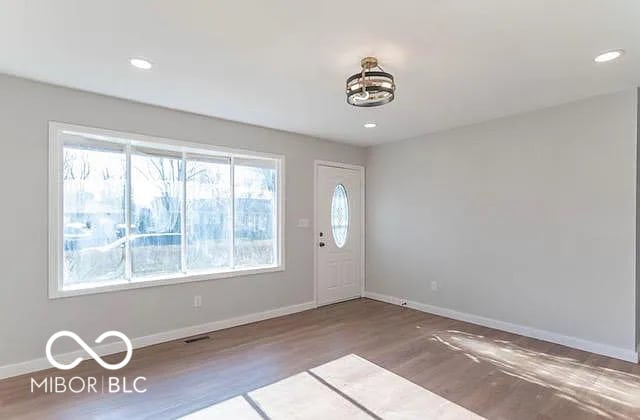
[346,57,395,107]
[594,49,624,63]
[129,57,153,70]
[364,122,377,128]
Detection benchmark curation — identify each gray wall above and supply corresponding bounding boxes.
[366,90,638,351]
[0,74,365,366]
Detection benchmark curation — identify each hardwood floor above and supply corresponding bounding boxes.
[1,298,639,419]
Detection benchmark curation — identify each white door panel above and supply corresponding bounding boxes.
[316,165,362,306]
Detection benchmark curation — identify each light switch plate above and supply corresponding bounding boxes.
[297,218,310,228]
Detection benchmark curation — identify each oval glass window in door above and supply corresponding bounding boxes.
[331,184,349,248]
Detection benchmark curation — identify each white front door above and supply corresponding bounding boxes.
[315,163,363,306]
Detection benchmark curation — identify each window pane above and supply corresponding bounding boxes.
[63,147,126,286]
[131,154,183,278]
[234,161,276,267]
[331,184,349,248]
[186,159,231,271]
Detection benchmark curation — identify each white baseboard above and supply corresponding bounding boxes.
[0,301,316,380]
[363,291,638,363]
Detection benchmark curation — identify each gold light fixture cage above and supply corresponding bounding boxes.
[346,56,396,107]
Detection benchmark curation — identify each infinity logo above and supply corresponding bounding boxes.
[45,331,133,371]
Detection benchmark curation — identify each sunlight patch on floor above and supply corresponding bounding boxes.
[311,354,483,419]
[249,371,371,419]
[181,353,484,419]
[180,396,262,419]
[432,330,640,419]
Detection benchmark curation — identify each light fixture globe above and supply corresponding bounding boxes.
[346,57,395,107]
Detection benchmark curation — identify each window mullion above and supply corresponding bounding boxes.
[274,161,279,266]
[124,145,132,282]
[230,157,235,269]
[181,153,187,274]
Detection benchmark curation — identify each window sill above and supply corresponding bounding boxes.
[49,265,284,299]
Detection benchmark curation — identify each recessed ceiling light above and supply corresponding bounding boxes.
[129,57,152,70]
[594,49,624,63]
[364,122,377,128]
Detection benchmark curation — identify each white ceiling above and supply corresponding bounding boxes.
[1,1,639,146]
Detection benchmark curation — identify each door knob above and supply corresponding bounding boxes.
[319,242,326,247]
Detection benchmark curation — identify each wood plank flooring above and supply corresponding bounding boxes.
[1,298,639,419]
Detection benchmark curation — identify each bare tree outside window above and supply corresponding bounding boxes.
[62,147,126,285]
[131,154,183,277]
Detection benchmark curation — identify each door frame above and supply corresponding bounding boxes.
[313,160,365,307]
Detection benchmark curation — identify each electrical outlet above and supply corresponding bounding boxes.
[431,281,438,292]
[193,295,202,308]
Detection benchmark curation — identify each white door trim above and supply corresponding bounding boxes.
[313,160,365,306]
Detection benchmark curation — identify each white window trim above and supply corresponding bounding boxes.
[49,121,285,299]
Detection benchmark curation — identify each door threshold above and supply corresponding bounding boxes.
[316,295,362,307]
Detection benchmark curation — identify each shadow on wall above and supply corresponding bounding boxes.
[432,330,640,419]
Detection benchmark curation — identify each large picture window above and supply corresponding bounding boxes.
[50,123,284,297]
